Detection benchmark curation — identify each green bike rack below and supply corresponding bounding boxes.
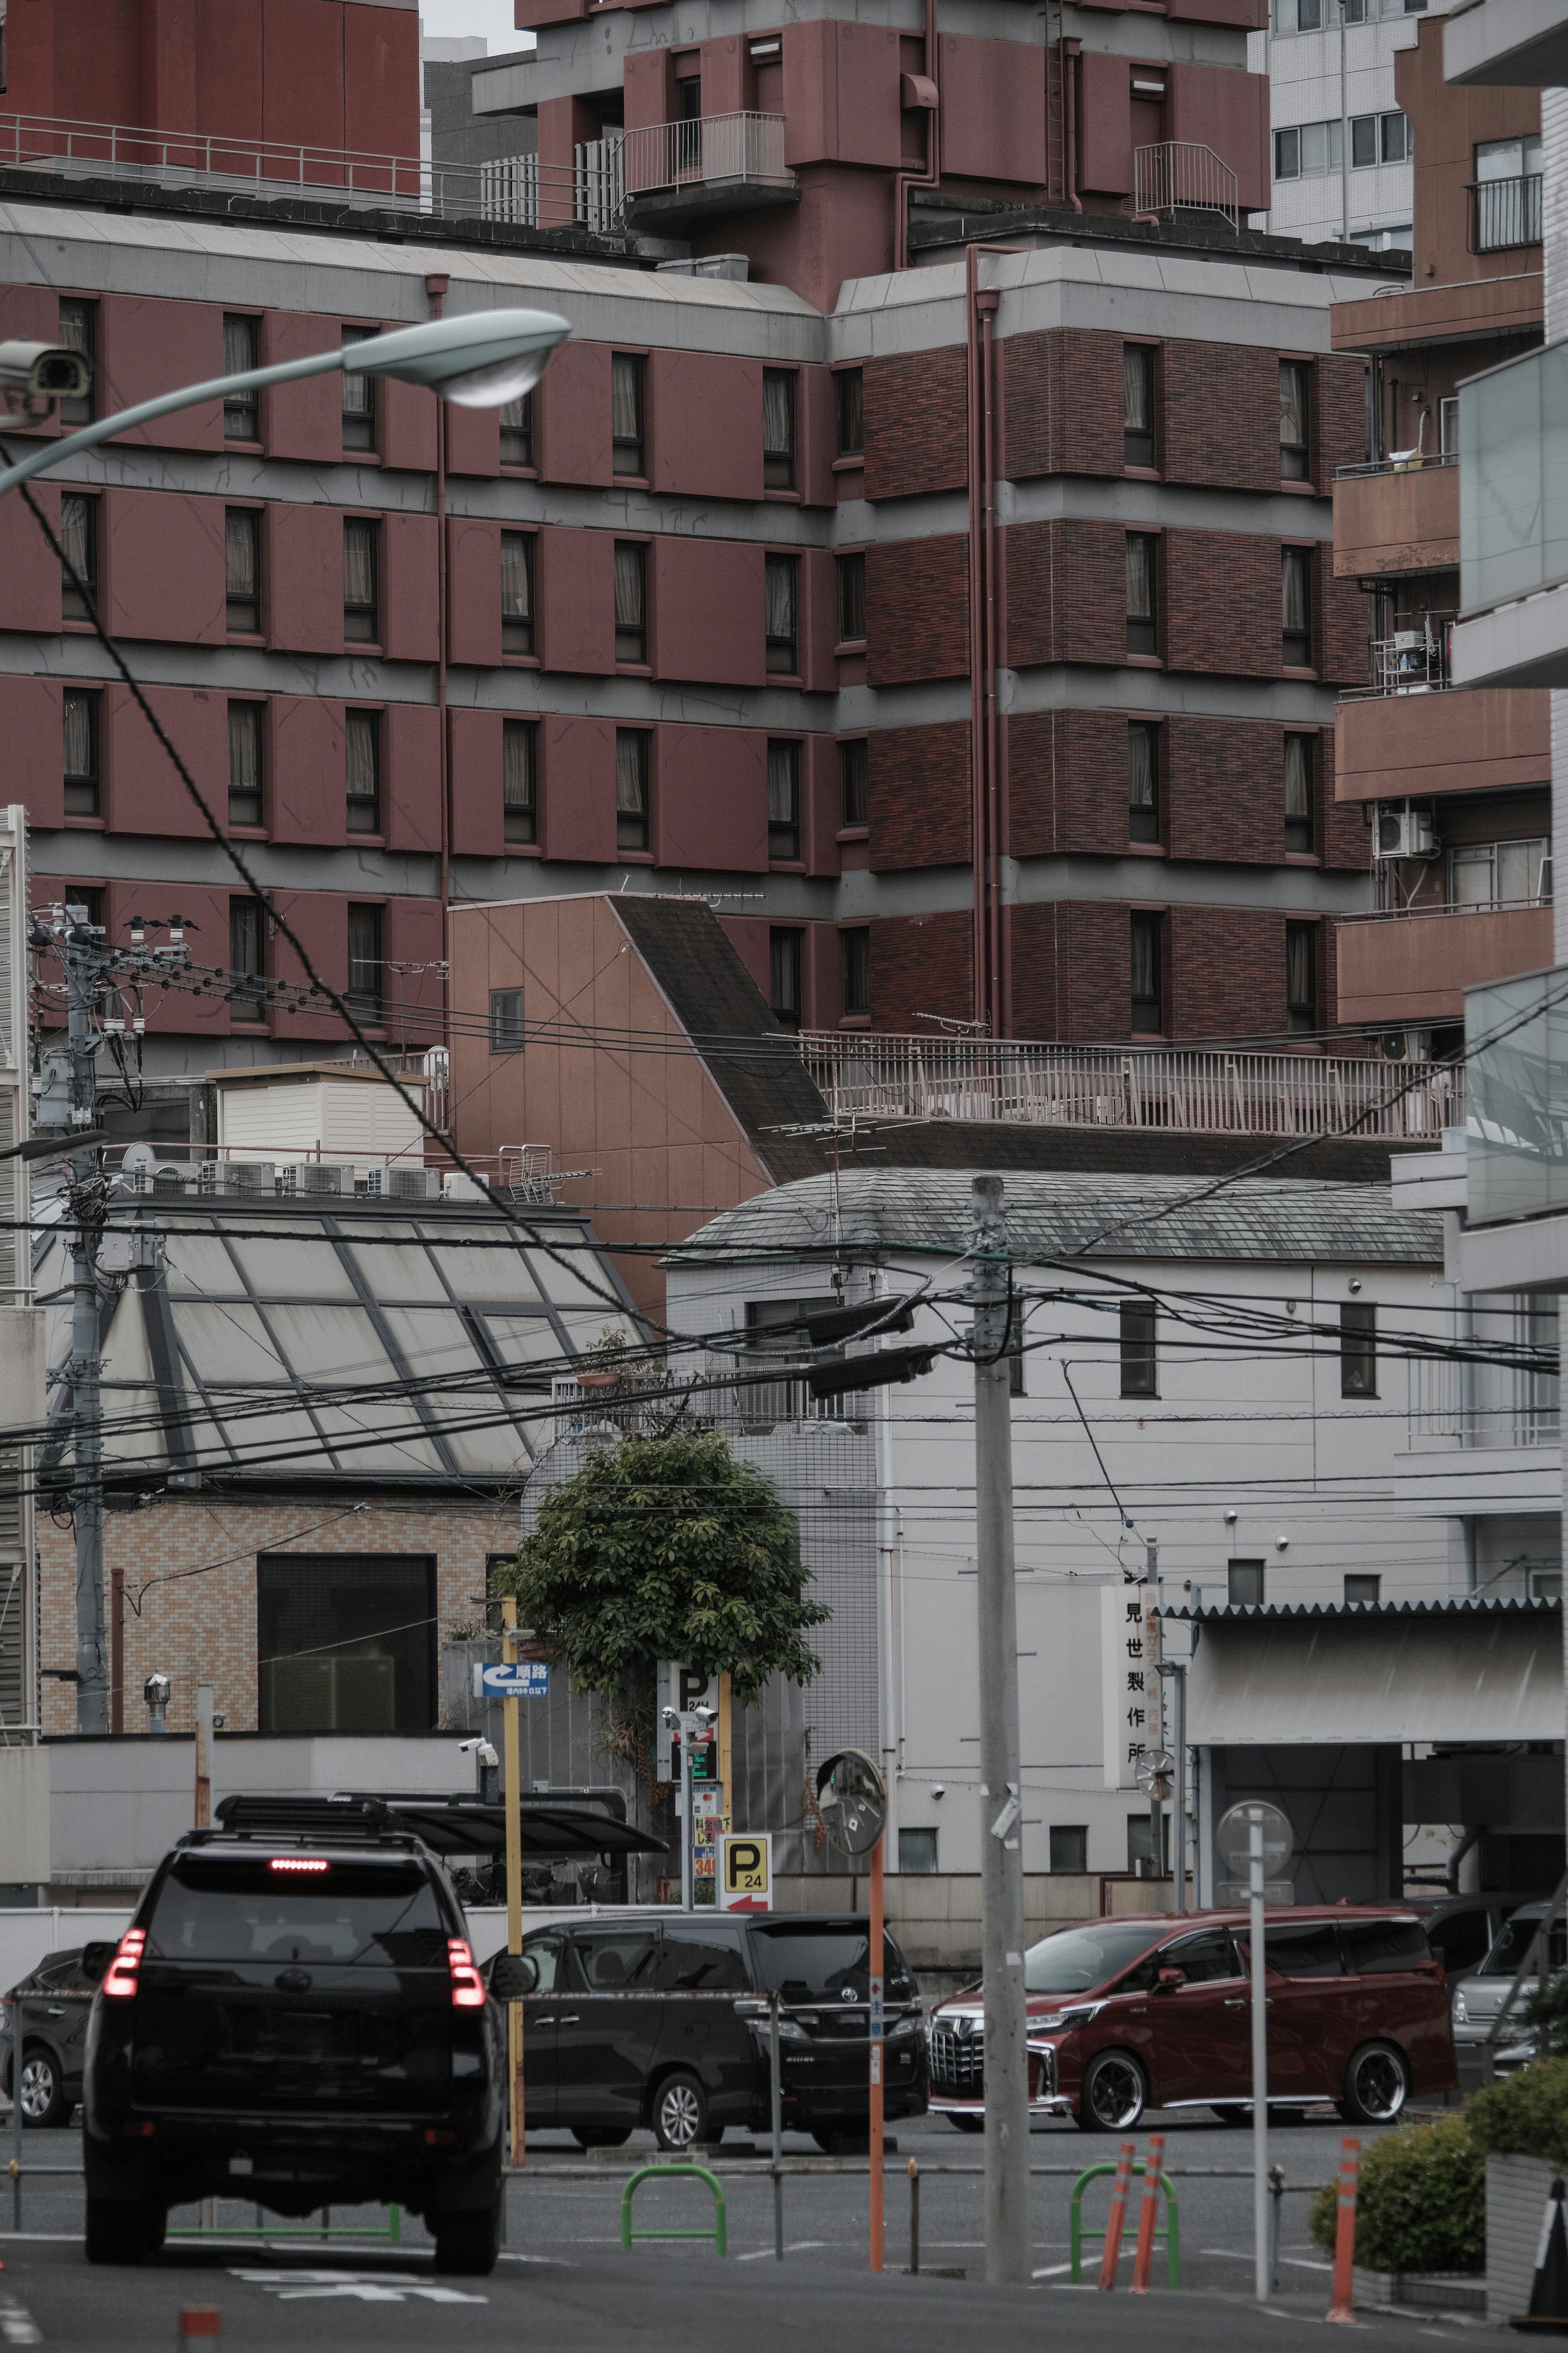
[1069,2161,1179,2288]
[621,2163,727,2257]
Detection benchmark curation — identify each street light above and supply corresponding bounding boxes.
[0,305,572,501]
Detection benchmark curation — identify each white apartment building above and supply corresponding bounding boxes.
[1251,0,1450,249]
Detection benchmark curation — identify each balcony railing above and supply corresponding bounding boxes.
[796,1033,1463,1142]
[1336,451,1458,481]
[1132,141,1239,233]
[1468,173,1543,254]
[619,112,791,205]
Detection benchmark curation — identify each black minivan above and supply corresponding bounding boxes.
[498,1908,928,2152]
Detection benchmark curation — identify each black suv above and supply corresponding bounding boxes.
[80,1807,506,2273]
[499,1908,927,2152]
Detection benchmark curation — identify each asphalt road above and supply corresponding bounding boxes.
[0,2104,1502,2347]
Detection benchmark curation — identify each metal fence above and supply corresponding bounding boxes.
[619,112,790,201]
[1468,172,1543,254]
[1133,140,1239,231]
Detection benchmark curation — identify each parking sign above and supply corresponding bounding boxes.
[717,1832,772,1911]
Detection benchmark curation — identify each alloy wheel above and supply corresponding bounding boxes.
[20,2056,58,2121]
[1086,2054,1145,2129]
[658,2081,702,2148]
[1350,2047,1407,2122]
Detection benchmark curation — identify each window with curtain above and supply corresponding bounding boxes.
[1285,921,1316,1034]
[840,739,869,827]
[1340,1301,1376,1398]
[1128,721,1159,842]
[341,325,377,450]
[500,390,533,468]
[770,928,803,1029]
[224,315,260,441]
[1126,535,1158,657]
[503,718,537,844]
[1282,545,1312,665]
[346,904,384,1021]
[227,702,263,831]
[837,551,866,643]
[612,353,646,476]
[229,897,265,1019]
[1284,735,1314,851]
[63,687,99,817]
[56,299,94,426]
[835,368,865,462]
[345,708,381,835]
[1130,910,1162,1033]
[767,740,800,861]
[226,508,260,634]
[60,491,96,622]
[1280,360,1310,480]
[1124,346,1155,468]
[615,730,649,852]
[766,554,798,674]
[763,369,796,490]
[343,518,378,642]
[841,926,870,1018]
[614,541,647,663]
[501,531,534,655]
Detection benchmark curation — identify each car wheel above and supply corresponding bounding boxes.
[1339,2041,1410,2126]
[571,2128,633,2150]
[1209,2104,1250,2126]
[946,2114,985,2134]
[18,2048,67,2130]
[1077,2050,1148,2132]
[653,2070,710,2153]
[85,2195,149,2266]
[432,2190,503,2279]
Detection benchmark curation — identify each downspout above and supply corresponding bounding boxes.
[980,285,1004,1034]
[964,247,1019,1035]
[425,274,452,1043]
[1064,40,1082,212]
[893,0,941,272]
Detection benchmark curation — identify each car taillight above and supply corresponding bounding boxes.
[269,1858,330,1874]
[102,1928,147,2000]
[448,1938,485,2010]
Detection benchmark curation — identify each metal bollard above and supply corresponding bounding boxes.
[1129,2134,1166,2297]
[1326,2138,1359,2325]
[1268,2163,1285,2294]
[178,2313,222,2341]
[1098,2141,1137,2291]
[908,2158,920,2276]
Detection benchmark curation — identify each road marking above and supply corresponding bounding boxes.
[1032,2263,1074,2278]
[0,2295,41,2344]
[227,2269,486,2306]
[736,2242,827,2261]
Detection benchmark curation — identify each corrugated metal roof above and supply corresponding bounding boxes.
[1162,1597,1558,1621]
[667,1168,1444,1267]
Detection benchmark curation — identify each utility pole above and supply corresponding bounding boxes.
[1145,1537,1163,1896]
[969,1174,1029,2288]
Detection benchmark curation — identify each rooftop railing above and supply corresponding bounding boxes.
[1132,141,1239,233]
[619,112,791,204]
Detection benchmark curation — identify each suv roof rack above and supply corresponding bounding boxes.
[187,1792,667,1863]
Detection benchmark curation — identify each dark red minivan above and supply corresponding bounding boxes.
[928,1907,1456,2132]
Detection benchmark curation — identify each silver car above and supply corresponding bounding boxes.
[1452,1903,1566,2048]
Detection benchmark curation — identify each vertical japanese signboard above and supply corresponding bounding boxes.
[1101,1582,1149,1789]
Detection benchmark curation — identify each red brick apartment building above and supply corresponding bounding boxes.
[0,0,1409,1099]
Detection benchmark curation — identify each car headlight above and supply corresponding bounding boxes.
[889,2014,922,2041]
[1452,1989,1468,2024]
[1033,2001,1104,2032]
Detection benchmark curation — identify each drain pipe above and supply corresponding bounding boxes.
[893,0,942,271]
[964,244,1019,1035]
[425,273,452,1047]
[1058,5,1081,211]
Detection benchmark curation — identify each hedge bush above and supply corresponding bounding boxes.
[1307,2115,1485,2275]
[1469,2058,1568,2172]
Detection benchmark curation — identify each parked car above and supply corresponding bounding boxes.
[1451,1900,1567,2051]
[929,1907,1455,2132]
[485,1909,927,2152]
[1409,1891,1548,1988]
[0,1948,94,2127]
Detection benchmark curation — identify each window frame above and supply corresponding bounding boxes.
[1284,733,1314,853]
[1285,919,1318,1035]
[613,538,648,667]
[762,368,797,491]
[1126,533,1159,658]
[1119,1298,1158,1398]
[227,700,265,833]
[837,550,867,645]
[343,516,379,646]
[839,739,869,830]
[767,738,801,863]
[1281,543,1313,669]
[225,505,262,637]
[56,298,95,427]
[345,902,385,1025]
[501,529,535,658]
[1049,1824,1088,1874]
[1130,909,1163,1035]
[502,717,538,845]
[1128,720,1160,844]
[840,925,871,1020]
[769,926,803,1031]
[835,366,864,459]
[340,324,379,454]
[499,390,534,470]
[1228,1559,1265,1607]
[615,728,650,854]
[1344,1573,1381,1608]
[765,552,800,676]
[228,895,266,1021]
[223,314,261,442]
[1123,343,1156,471]
[611,352,647,480]
[62,685,101,819]
[345,706,383,838]
[490,987,526,1052]
[1341,1300,1377,1398]
[60,489,98,622]
[1279,359,1310,483]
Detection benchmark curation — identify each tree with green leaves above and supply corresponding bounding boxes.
[491,1431,826,1784]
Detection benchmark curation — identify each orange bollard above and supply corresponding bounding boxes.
[1129,2134,1166,2295]
[1098,2140,1138,2290]
[178,2314,222,2342]
[1326,2137,1360,2324]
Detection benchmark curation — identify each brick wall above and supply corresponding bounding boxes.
[1006,898,1339,1042]
[1314,352,1369,480]
[1164,529,1286,678]
[868,909,974,1029]
[1004,520,1126,667]
[869,721,971,869]
[866,536,969,684]
[1321,729,1371,872]
[863,346,968,502]
[1001,328,1123,481]
[1162,340,1278,491]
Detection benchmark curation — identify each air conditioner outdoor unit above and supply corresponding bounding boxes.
[383,1166,442,1202]
[282,1162,353,1197]
[1375,803,1437,859]
[1379,1028,1433,1062]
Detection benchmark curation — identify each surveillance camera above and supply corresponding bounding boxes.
[0,339,92,413]
[1348,1278,1363,1295]
[930,1783,946,1801]
[1275,1535,1290,1551]
[693,1704,717,1724]
[1223,1509,1238,1526]
[661,1706,678,1728]
[457,1736,483,1754]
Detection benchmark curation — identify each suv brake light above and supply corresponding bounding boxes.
[448,1938,485,2009]
[102,1928,147,2000]
[269,1857,331,1874]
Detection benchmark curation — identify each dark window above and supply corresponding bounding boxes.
[1228,1558,1265,1606]
[1352,114,1377,168]
[1124,345,1156,468]
[1130,910,1162,1033]
[501,531,534,655]
[343,517,378,643]
[763,369,795,490]
[1280,360,1310,480]
[899,1828,938,1874]
[60,491,96,620]
[1381,111,1410,163]
[840,739,869,827]
[1282,545,1312,666]
[1261,1922,1343,1978]
[837,551,866,642]
[1344,1572,1381,1607]
[1284,735,1314,851]
[835,367,864,458]
[1049,1825,1088,1873]
[62,687,99,817]
[499,390,533,468]
[568,1929,658,1989]
[1126,533,1158,656]
[749,1922,916,2002]
[770,928,802,1030]
[766,554,798,674]
[256,1553,434,1733]
[841,926,870,1018]
[1128,721,1159,843]
[1129,1814,1167,1876]
[614,540,646,664]
[768,739,800,861]
[345,708,381,835]
[223,315,259,441]
[61,885,103,932]
[490,988,526,1051]
[656,1929,748,1989]
[676,74,702,120]
[503,719,537,844]
[615,729,649,852]
[1161,1929,1242,1983]
[226,508,260,635]
[346,902,383,1021]
[229,897,265,1019]
[611,353,646,476]
[56,299,94,426]
[148,1854,445,1961]
[1119,1298,1157,1397]
[227,702,263,830]
[341,325,377,452]
[1286,922,1317,1035]
[1341,1300,1377,1397]
[1427,1910,1490,1974]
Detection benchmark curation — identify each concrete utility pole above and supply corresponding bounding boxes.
[969,1174,1029,2287]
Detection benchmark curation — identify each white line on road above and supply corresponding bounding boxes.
[1032,2263,1074,2277]
[0,2296,41,2345]
[736,2242,827,2261]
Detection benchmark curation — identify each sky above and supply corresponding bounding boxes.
[418,0,526,49]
